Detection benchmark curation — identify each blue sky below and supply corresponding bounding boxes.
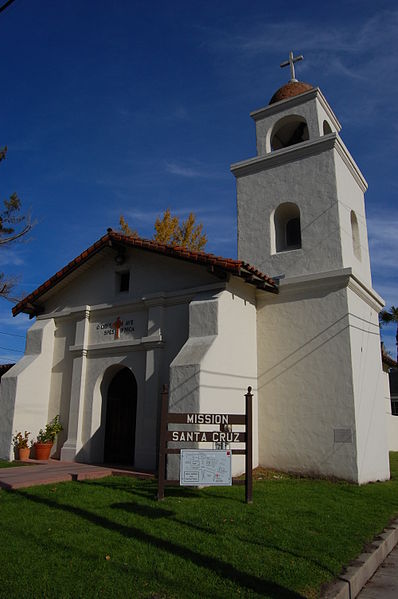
[1,0,397,361]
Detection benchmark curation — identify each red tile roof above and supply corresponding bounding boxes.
[269,81,314,105]
[12,229,277,316]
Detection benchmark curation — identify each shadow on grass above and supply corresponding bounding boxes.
[111,501,175,519]
[239,536,337,578]
[0,519,193,599]
[84,477,247,504]
[11,487,303,599]
[112,501,216,535]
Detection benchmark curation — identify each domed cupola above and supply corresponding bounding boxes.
[269,80,314,105]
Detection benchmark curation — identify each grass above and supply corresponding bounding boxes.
[0,460,29,468]
[1,456,398,599]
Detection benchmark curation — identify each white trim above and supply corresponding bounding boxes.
[231,134,368,192]
[69,333,164,354]
[36,282,227,321]
[250,87,342,131]
[259,267,384,311]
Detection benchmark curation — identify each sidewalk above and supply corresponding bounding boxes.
[324,519,398,598]
[0,459,154,489]
[357,544,398,598]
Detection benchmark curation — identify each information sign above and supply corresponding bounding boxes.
[157,385,253,502]
[180,449,232,486]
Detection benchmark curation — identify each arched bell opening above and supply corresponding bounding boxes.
[271,115,309,151]
[103,367,137,465]
[323,120,332,135]
[273,202,302,253]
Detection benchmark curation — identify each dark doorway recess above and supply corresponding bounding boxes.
[104,368,137,465]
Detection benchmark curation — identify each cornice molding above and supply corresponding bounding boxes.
[36,282,227,321]
[69,332,164,355]
[257,267,384,312]
[250,87,342,132]
[231,134,367,192]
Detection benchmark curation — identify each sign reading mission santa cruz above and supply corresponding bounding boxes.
[167,413,245,444]
[157,386,254,504]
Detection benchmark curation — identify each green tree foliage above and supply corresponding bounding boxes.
[380,306,398,362]
[0,146,31,299]
[119,208,208,251]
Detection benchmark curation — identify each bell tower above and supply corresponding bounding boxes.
[231,53,390,484]
[232,54,372,287]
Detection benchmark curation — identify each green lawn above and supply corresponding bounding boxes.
[0,460,28,468]
[1,456,398,599]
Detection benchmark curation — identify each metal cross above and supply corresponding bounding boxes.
[280,51,304,82]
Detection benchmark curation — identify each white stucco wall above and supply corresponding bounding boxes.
[6,245,230,469]
[346,283,389,482]
[387,414,398,451]
[257,272,359,481]
[257,270,389,483]
[170,278,258,476]
[0,319,56,460]
[54,291,203,469]
[383,368,398,451]
[235,145,343,279]
[251,89,341,156]
[334,150,372,286]
[44,248,216,314]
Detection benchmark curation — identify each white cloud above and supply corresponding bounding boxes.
[164,160,226,180]
[164,161,207,178]
[0,248,24,267]
[172,106,189,121]
[368,215,398,313]
[0,353,20,363]
[0,310,31,331]
[368,217,398,272]
[207,10,398,59]
[204,9,398,123]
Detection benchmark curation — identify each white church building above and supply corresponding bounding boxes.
[0,66,390,484]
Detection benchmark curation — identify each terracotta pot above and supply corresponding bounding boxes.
[35,442,53,460]
[18,447,30,460]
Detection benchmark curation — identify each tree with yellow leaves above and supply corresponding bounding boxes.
[153,208,179,245]
[119,215,138,238]
[119,208,207,251]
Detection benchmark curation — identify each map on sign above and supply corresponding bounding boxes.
[180,450,232,486]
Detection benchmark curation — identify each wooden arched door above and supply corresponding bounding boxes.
[104,368,137,465]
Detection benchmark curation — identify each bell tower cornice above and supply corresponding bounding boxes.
[231,133,368,193]
[250,87,341,133]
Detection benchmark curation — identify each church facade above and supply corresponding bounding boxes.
[0,75,390,484]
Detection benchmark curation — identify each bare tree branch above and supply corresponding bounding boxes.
[0,222,32,245]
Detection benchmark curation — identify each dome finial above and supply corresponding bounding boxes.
[280,51,304,83]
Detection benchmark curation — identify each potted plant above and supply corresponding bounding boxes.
[12,430,31,460]
[35,415,63,460]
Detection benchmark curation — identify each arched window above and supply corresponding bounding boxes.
[271,115,309,151]
[273,203,302,253]
[323,120,332,135]
[350,210,361,261]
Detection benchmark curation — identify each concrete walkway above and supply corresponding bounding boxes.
[357,544,398,598]
[0,459,154,489]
